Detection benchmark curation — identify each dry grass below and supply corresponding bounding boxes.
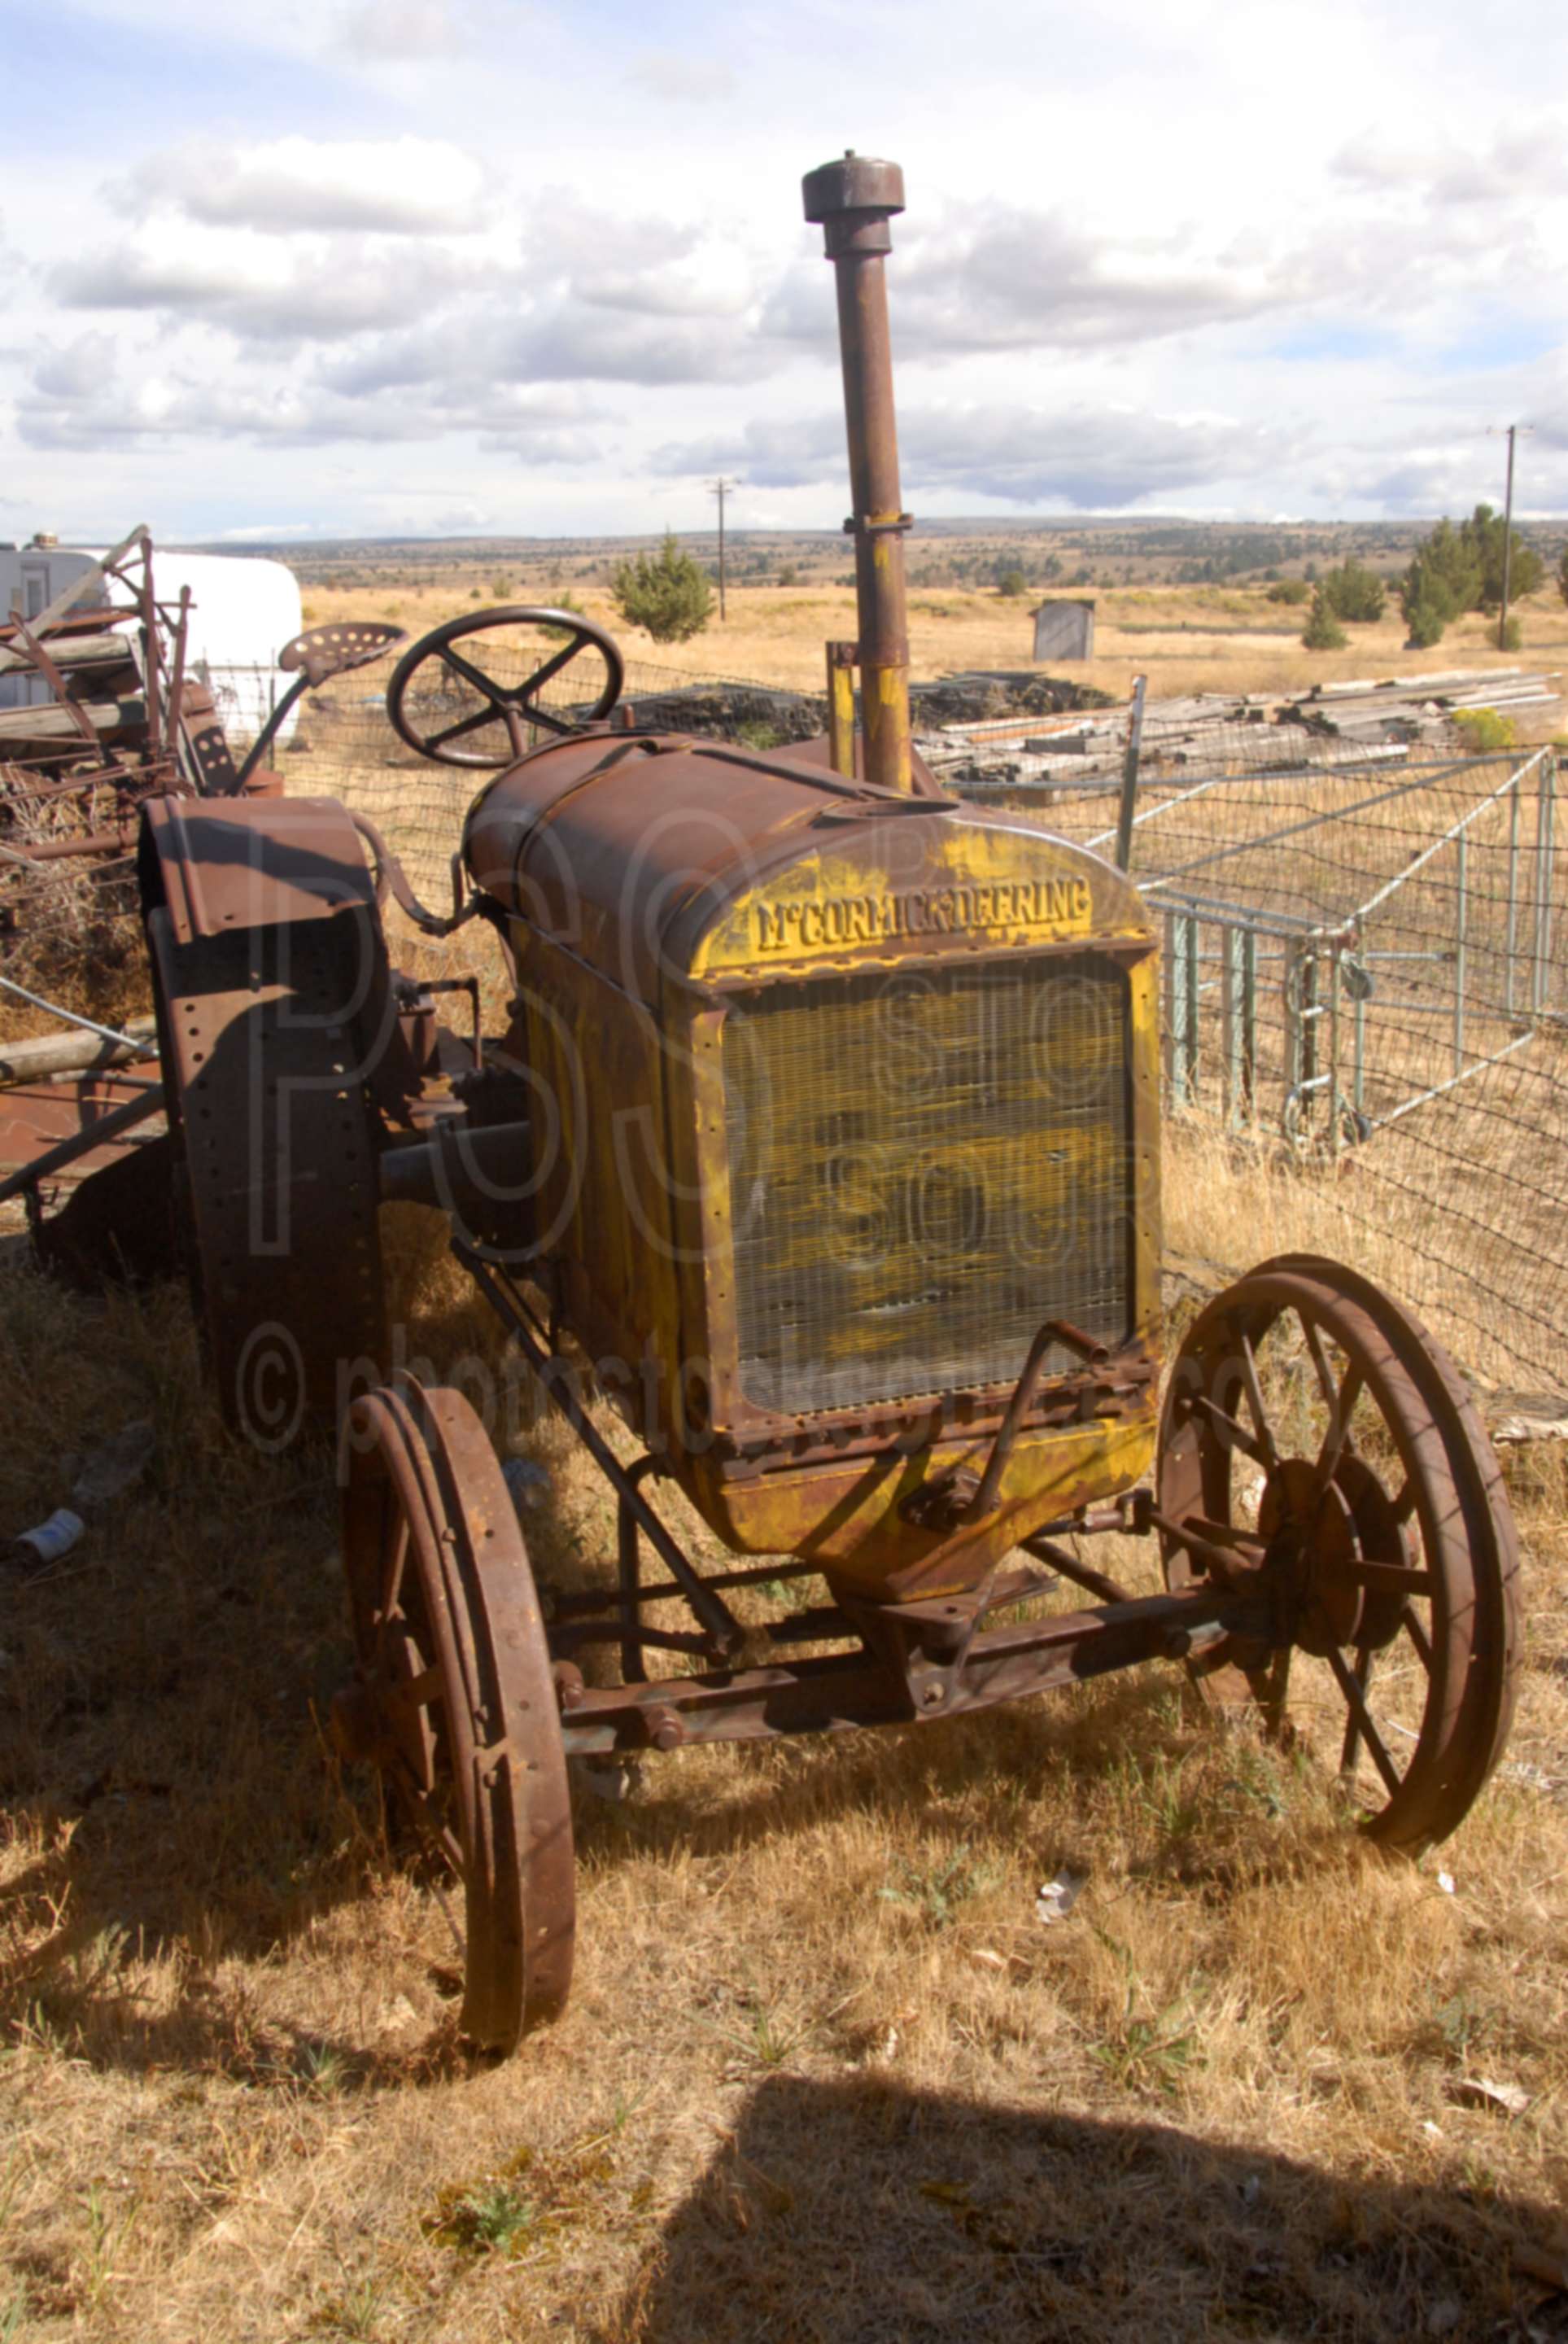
[297,568,1568,721]
[1,1166,1566,2342]
[3,569,1566,2339]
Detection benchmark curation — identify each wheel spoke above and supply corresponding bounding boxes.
[428,1872,467,1960]
[1236,1335,1282,1470]
[439,644,511,706]
[1326,1642,1403,1799]
[1339,1645,1373,1773]
[1185,1515,1268,1554]
[1401,1603,1433,1673]
[1312,1362,1365,1495]
[1343,1559,1432,1595]
[1248,1645,1291,1738]
[1300,1312,1342,1416]
[389,1661,444,1712]
[427,703,506,752]
[380,1516,410,1628]
[514,632,587,702]
[1193,1391,1271,1469]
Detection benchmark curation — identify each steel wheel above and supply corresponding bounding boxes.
[1157,1253,1519,1852]
[337,1377,574,2049]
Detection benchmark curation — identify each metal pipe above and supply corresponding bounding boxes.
[0,1082,166,1206]
[825,639,857,778]
[803,152,913,794]
[234,672,309,794]
[0,973,148,1052]
[376,1116,533,1206]
[456,1246,745,1657]
[0,1016,156,1087]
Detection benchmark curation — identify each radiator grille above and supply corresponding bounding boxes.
[722,955,1133,1416]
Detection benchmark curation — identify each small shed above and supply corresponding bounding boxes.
[1032,598,1096,663]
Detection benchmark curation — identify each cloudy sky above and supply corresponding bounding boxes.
[3,0,1566,543]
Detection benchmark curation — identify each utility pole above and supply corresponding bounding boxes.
[1489,422,1534,652]
[709,478,738,620]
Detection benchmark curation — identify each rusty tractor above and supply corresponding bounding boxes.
[20,155,1522,2052]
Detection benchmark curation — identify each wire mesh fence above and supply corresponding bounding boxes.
[1029,744,1565,1389]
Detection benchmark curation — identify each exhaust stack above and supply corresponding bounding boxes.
[802,152,913,794]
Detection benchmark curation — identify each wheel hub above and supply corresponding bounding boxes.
[1259,1458,1365,1658]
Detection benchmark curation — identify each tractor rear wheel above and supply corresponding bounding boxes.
[148,906,386,1446]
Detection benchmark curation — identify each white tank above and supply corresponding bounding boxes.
[0,540,303,741]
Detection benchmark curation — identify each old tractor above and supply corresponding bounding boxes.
[63,156,1522,2050]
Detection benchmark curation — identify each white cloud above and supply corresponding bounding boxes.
[627,53,737,103]
[768,205,1286,359]
[333,0,478,58]
[7,1,1567,536]
[51,228,487,344]
[121,135,488,236]
[656,403,1291,508]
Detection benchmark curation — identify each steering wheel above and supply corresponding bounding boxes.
[386,606,625,767]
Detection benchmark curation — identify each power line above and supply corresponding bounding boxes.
[708,479,738,620]
[1487,423,1535,652]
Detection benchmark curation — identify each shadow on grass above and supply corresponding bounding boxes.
[599,2071,1567,2344]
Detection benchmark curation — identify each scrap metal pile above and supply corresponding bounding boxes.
[0,155,1524,2062]
[0,529,404,1238]
[924,669,1563,800]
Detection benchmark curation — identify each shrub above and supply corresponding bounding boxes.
[540,588,586,641]
[1399,505,1543,645]
[1404,597,1448,649]
[996,566,1029,597]
[1320,558,1386,623]
[1452,707,1517,753]
[1557,545,1568,607]
[1466,502,1544,608]
[609,532,714,644]
[1301,591,1348,651]
[1499,614,1522,651]
[1399,519,1478,647]
[1266,579,1311,606]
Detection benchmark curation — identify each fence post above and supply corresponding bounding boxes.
[1453,832,1467,1077]
[1114,674,1147,875]
[1221,924,1256,1127]
[1328,945,1343,1159]
[1537,759,1547,1017]
[1505,775,1521,1018]
[1164,909,1198,1109]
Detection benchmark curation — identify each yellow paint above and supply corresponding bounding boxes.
[695,822,1147,977]
[509,801,1163,1605]
[686,1408,1158,1595]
